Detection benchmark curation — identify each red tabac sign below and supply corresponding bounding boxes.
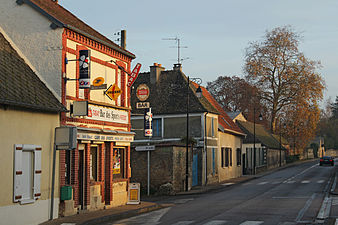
[127,63,141,87]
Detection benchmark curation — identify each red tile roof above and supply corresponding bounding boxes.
[29,0,135,58]
[192,82,244,136]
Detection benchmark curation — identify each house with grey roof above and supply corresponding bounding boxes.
[0,30,65,224]
[130,63,245,192]
[234,116,286,174]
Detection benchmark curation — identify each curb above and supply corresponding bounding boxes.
[81,203,169,225]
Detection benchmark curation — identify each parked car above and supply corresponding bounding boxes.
[319,156,334,166]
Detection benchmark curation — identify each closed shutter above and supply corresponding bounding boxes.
[13,144,23,202]
[34,146,42,200]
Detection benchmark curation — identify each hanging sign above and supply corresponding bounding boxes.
[79,50,91,89]
[92,77,105,86]
[136,84,150,101]
[144,108,153,137]
[136,102,150,109]
[105,84,122,101]
[127,63,142,87]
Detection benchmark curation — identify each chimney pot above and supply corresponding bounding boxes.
[154,63,158,66]
[150,63,165,84]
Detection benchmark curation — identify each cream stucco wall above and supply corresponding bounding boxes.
[0,107,60,223]
[217,131,243,182]
[0,0,63,99]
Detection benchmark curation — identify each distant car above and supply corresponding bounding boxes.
[319,156,334,166]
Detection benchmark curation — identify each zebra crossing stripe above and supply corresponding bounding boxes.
[301,180,310,184]
[171,221,194,225]
[258,181,268,185]
[239,221,264,225]
[202,220,227,225]
[317,180,325,183]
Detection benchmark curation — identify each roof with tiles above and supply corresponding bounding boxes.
[25,0,135,58]
[236,120,283,149]
[131,65,219,115]
[0,32,66,112]
[194,84,245,136]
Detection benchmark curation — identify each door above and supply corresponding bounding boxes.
[192,154,198,186]
[242,153,246,175]
[78,150,84,209]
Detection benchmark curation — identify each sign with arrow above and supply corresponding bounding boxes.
[105,84,122,101]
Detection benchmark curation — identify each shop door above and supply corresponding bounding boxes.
[78,150,84,209]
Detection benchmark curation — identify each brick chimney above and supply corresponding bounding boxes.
[150,63,165,84]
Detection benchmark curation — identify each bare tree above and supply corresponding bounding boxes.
[244,26,325,132]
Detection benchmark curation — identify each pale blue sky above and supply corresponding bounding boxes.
[59,0,338,105]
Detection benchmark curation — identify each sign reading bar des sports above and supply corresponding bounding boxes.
[86,104,128,124]
[79,50,91,89]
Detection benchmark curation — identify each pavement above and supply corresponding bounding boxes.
[40,158,325,225]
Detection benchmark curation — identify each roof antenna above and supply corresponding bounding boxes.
[162,37,188,64]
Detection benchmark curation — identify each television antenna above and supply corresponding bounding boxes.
[162,37,188,64]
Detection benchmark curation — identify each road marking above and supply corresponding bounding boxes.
[332,197,338,206]
[171,221,194,225]
[173,198,194,204]
[336,218,338,225]
[222,183,234,186]
[272,196,310,199]
[317,180,325,184]
[239,221,264,225]
[283,164,318,184]
[296,193,316,222]
[272,181,281,184]
[317,196,332,220]
[113,207,170,225]
[203,220,227,225]
[286,181,296,184]
[258,181,268,185]
[301,180,310,184]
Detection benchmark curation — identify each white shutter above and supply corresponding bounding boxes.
[13,144,23,203]
[34,146,42,200]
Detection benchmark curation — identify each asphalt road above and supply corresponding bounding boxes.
[108,160,336,225]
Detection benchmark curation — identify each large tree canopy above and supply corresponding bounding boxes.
[244,26,325,133]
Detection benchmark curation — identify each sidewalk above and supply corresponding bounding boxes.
[41,159,316,225]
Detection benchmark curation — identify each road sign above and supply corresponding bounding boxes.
[135,145,155,151]
[144,108,152,137]
[127,63,141,87]
[105,84,121,101]
[136,102,150,109]
[136,84,150,101]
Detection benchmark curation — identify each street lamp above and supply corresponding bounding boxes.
[253,108,263,175]
[186,76,202,191]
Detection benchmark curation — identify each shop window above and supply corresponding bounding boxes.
[90,147,98,181]
[13,144,41,204]
[236,148,241,166]
[113,148,125,179]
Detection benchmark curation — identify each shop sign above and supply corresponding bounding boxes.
[136,84,149,101]
[77,133,134,142]
[127,63,141,87]
[79,50,91,89]
[86,104,128,124]
[127,183,140,205]
[136,102,150,109]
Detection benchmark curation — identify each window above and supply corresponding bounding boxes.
[211,118,215,137]
[221,148,225,167]
[13,144,41,204]
[113,148,125,179]
[221,148,232,167]
[229,148,232,166]
[236,148,241,166]
[152,118,162,137]
[90,147,98,181]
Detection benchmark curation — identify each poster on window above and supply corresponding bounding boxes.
[79,50,91,89]
[113,149,121,174]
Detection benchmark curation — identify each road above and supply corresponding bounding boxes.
[108,160,336,225]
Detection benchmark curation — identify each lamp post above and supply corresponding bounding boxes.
[186,76,202,191]
[253,108,263,175]
[279,121,286,167]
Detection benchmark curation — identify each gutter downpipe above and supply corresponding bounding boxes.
[204,112,209,186]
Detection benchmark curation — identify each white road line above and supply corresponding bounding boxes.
[258,181,268,185]
[171,221,194,225]
[222,183,234,186]
[317,180,325,184]
[286,181,296,184]
[332,197,338,206]
[296,193,316,222]
[272,196,310,199]
[301,180,310,184]
[335,218,338,225]
[317,196,332,220]
[203,220,228,225]
[239,221,264,225]
[173,198,194,204]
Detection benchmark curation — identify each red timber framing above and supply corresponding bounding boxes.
[59,29,133,212]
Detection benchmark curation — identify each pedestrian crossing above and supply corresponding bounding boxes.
[168,220,297,225]
[239,179,327,186]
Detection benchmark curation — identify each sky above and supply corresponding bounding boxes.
[59,0,338,106]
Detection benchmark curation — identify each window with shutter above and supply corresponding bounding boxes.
[13,144,42,204]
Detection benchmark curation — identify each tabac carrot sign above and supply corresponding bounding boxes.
[127,63,141,87]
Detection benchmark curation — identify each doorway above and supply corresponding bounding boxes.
[78,150,84,209]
